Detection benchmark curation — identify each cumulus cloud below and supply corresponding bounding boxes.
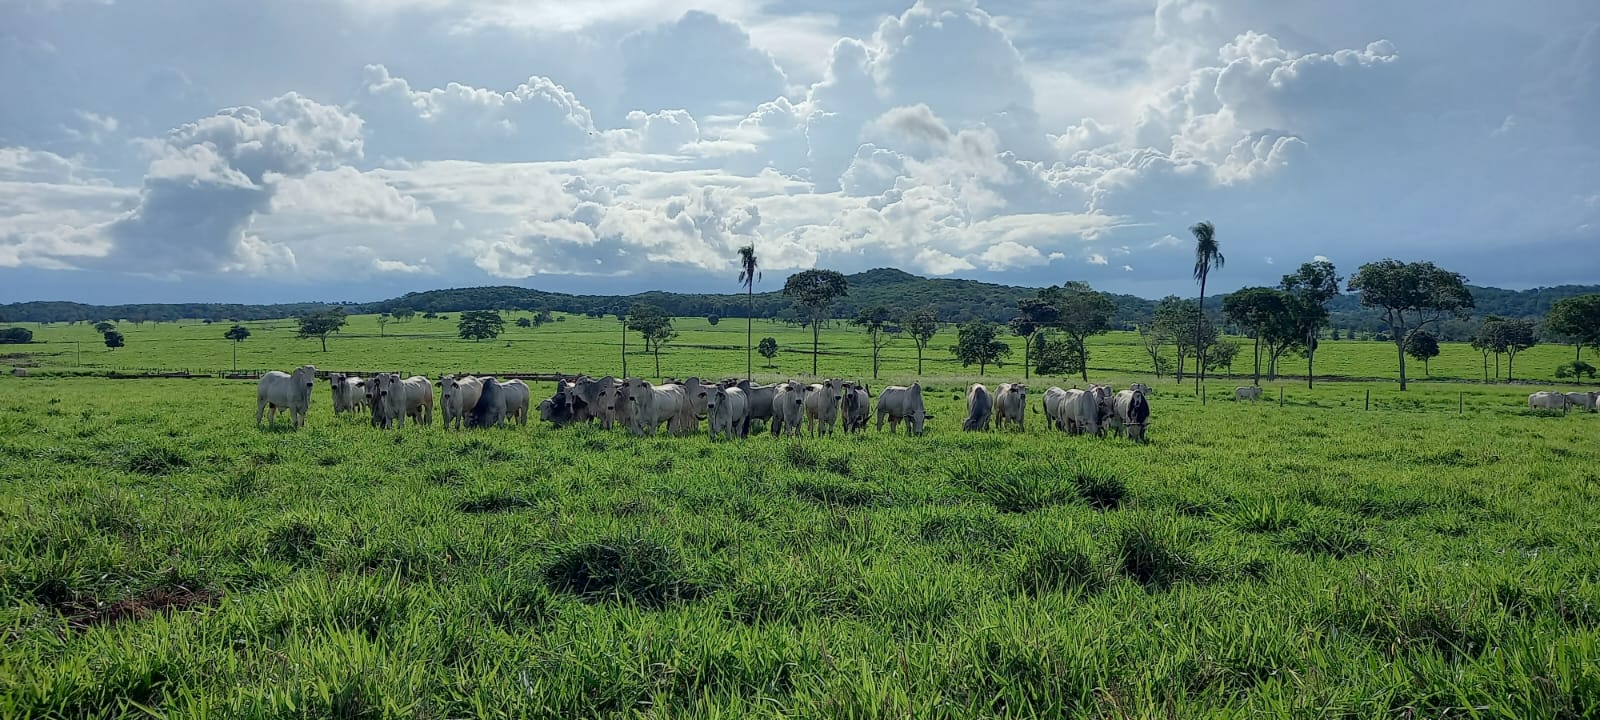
[1087,253,1108,265]
[618,11,788,120]
[272,166,435,225]
[358,64,598,162]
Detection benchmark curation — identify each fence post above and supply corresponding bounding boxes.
[1279,387,1284,407]
[1202,386,1206,405]
[1459,392,1463,414]
[1365,389,1370,411]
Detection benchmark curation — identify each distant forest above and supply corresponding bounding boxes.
[3,268,1596,341]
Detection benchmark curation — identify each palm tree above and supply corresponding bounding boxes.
[737,244,760,382]
[1191,221,1224,389]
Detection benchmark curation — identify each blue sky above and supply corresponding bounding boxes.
[1,0,1595,304]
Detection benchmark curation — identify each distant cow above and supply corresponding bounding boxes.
[963,384,993,432]
[1529,392,1569,411]
[841,382,871,433]
[707,386,749,441]
[994,383,1026,431]
[771,381,807,437]
[329,373,366,415]
[876,383,927,435]
[1108,389,1151,443]
[1562,392,1597,412]
[438,375,484,430]
[257,365,317,428]
[1235,386,1264,402]
[804,378,846,436]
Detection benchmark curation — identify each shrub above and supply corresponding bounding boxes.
[1555,361,1596,380]
[0,327,34,344]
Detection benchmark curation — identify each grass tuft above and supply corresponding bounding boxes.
[456,492,535,514]
[118,443,191,475]
[543,538,704,608]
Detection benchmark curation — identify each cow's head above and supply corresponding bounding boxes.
[329,373,345,387]
[707,389,724,413]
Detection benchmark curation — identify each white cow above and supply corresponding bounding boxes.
[623,380,691,437]
[707,386,749,441]
[876,383,927,435]
[741,381,779,434]
[804,378,846,436]
[1108,389,1152,443]
[1235,386,1264,402]
[771,381,807,437]
[963,384,993,432]
[1043,387,1071,432]
[501,379,530,425]
[328,373,366,415]
[1561,392,1597,412]
[257,365,317,428]
[438,374,484,430]
[1060,388,1106,436]
[397,375,433,427]
[1129,383,1152,397]
[841,383,871,433]
[994,383,1027,431]
[1529,392,1570,411]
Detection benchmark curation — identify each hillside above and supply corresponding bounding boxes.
[2,269,1595,332]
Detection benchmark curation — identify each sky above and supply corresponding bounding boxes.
[1,0,1596,305]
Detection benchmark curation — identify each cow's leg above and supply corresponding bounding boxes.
[256,399,267,426]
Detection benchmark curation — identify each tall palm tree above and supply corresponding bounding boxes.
[1190,221,1224,389]
[737,244,760,382]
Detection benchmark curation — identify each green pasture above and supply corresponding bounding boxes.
[1,373,1598,717]
[2,313,1592,389]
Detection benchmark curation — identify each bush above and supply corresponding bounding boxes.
[1555,361,1597,380]
[0,328,33,344]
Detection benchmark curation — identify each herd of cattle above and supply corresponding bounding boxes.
[254,365,1156,441]
[1529,391,1600,412]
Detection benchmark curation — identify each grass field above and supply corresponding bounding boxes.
[3,312,1593,389]
[3,315,1599,717]
[1,371,1598,717]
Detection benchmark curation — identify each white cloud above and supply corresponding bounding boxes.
[272,166,436,225]
[1087,253,1108,265]
[1312,254,1330,262]
[1122,264,1134,271]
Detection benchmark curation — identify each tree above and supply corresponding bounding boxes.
[851,306,898,379]
[1470,321,1498,382]
[1556,361,1597,381]
[627,303,677,377]
[1545,294,1600,362]
[224,324,251,371]
[1206,340,1240,377]
[1009,298,1059,380]
[103,330,124,351]
[393,308,416,322]
[1190,220,1225,388]
[1347,260,1474,391]
[1036,282,1115,382]
[93,321,116,334]
[1222,287,1287,385]
[297,308,348,352]
[782,269,849,375]
[457,310,505,342]
[1137,323,1173,377]
[422,311,438,320]
[1498,318,1537,382]
[758,337,779,368]
[737,244,760,382]
[903,308,940,375]
[706,314,720,326]
[1406,330,1440,376]
[1281,260,1341,388]
[516,317,533,328]
[949,321,1011,375]
[0,328,34,344]
[1153,297,1213,383]
[535,309,553,326]
[377,313,392,337]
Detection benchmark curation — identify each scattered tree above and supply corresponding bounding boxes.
[422,311,438,320]
[457,310,505,342]
[1223,287,1286,385]
[950,321,1012,375]
[782,269,849,376]
[1347,260,1474,390]
[758,337,779,368]
[1206,339,1241,378]
[224,324,251,371]
[738,244,760,382]
[1405,330,1441,376]
[1153,297,1213,383]
[103,330,124,351]
[1498,318,1537,382]
[93,321,116,334]
[1137,322,1173,378]
[0,328,33,344]
[851,306,898,379]
[393,308,416,322]
[1281,259,1341,388]
[627,303,677,377]
[902,308,940,375]
[1470,321,1498,382]
[1031,335,1081,377]
[1555,360,1597,381]
[1037,282,1115,382]
[516,317,533,328]
[1009,297,1059,380]
[377,313,392,337]
[1190,220,1225,388]
[297,308,349,352]
[706,314,720,326]
[1545,294,1600,362]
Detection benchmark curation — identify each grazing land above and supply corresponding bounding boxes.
[1,368,1598,717]
[3,312,1590,386]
